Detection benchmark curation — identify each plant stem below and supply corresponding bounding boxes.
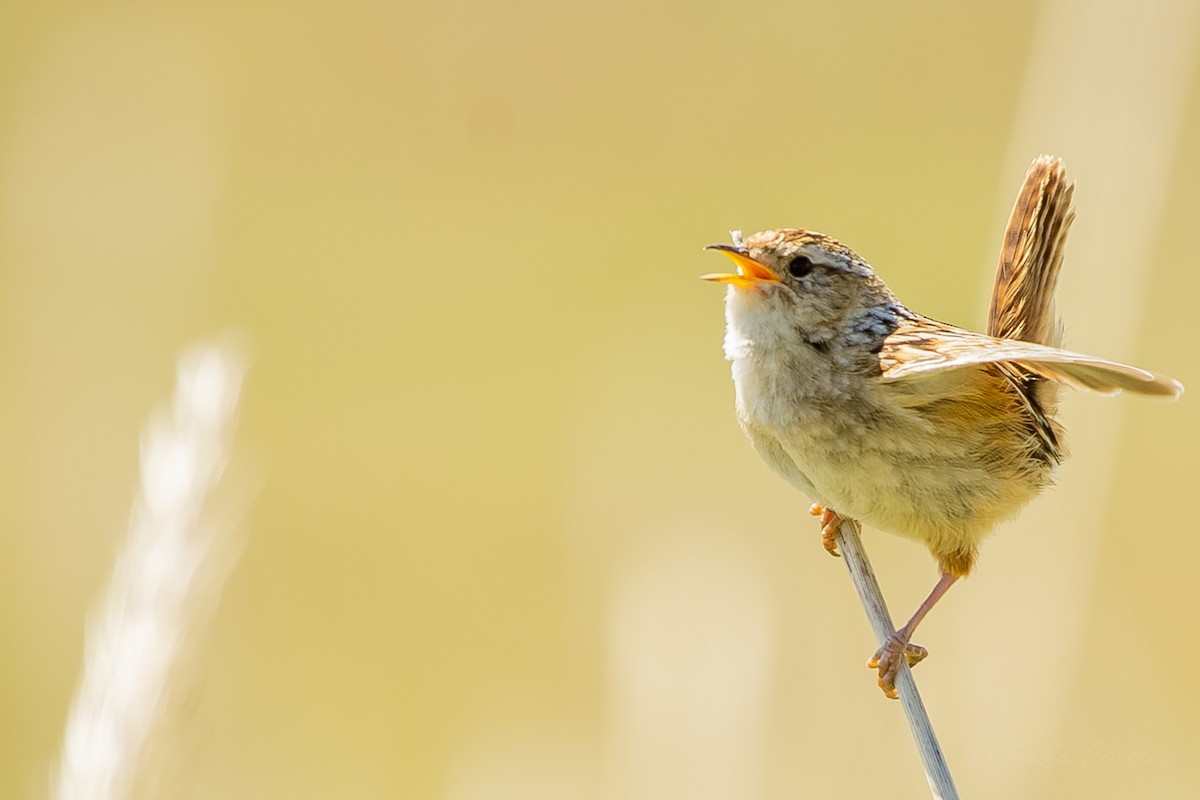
[834,519,960,800]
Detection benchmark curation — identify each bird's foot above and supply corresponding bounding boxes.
[866,631,928,700]
[807,504,849,557]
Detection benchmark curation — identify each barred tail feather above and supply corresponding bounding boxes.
[988,155,1075,347]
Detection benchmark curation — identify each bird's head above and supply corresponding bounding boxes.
[703,229,896,344]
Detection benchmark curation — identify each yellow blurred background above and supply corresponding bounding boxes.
[2,0,1198,797]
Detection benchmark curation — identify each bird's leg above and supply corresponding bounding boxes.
[867,572,958,699]
[807,503,849,557]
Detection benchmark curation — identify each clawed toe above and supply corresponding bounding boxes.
[808,503,844,558]
[867,633,927,700]
[901,642,928,668]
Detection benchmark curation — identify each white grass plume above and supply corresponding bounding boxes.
[54,339,248,800]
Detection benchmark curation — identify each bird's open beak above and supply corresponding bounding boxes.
[701,244,780,287]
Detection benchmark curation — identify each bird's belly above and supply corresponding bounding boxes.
[736,367,1045,549]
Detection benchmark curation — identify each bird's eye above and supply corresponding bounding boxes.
[787,255,815,278]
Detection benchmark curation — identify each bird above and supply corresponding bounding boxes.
[702,156,1182,698]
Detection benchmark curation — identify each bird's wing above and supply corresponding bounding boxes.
[988,155,1074,346]
[880,324,1182,398]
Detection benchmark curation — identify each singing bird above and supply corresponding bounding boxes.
[703,156,1182,697]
